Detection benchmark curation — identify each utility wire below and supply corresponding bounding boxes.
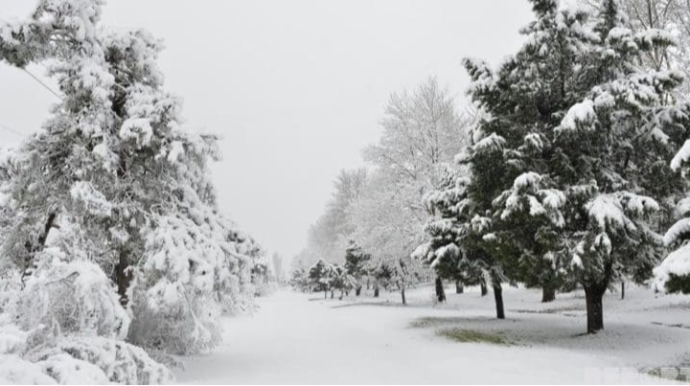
[21,68,62,100]
[0,122,27,138]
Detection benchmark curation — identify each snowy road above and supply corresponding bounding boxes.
[174,289,674,384]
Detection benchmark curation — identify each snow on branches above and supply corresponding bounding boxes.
[0,0,260,382]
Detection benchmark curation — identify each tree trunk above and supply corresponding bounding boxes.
[584,285,605,333]
[21,213,56,287]
[455,279,464,294]
[480,281,488,296]
[356,286,362,296]
[330,290,334,299]
[115,249,133,306]
[367,279,370,290]
[621,281,625,300]
[542,286,556,303]
[374,281,380,297]
[493,283,505,319]
[324,289,327,299]
[435,276,446,302]
[401,287,407,305]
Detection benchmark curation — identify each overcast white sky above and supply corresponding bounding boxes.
[0,0,533,260]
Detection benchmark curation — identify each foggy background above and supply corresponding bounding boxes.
[0,0,532,262]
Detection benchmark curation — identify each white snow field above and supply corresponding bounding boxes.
[176,284,690,384]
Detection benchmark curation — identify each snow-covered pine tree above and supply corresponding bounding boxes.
[550,0,688,333]
[344,240,370,296]
[331,264,357,299]
[0,0,256,354]
[468,0,686,332]
[426,0,687,329]
[368,257,424,304]
[309,259,333,298]
[420,170,503,317]
[470,0,605,304]
[456,0,605,314]
[653,114,690,294]
[289,267,310,292]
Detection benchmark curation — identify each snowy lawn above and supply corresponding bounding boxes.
[176,285,690,384]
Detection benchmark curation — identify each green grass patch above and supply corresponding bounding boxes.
[436,328,511,345]
[409,316,474,329]
[643,367,690,383]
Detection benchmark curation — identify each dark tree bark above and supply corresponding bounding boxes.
[374,287,379,297]
[620,281,625,300]
[21,213,57,287]
[356,286,362,296]
[330,290,334,299]
[584,285,605,333]
[324,288,327,299]
[542,286,556,303]
[455,279,464,294]
[493,283,505,319]
[480,281,488,296]
[115,248,133,306]
[435,276,446,302]
[401,287,407,305]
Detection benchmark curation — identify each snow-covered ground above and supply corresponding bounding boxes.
[176,285,690,384]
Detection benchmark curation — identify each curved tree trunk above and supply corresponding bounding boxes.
[493,283,505,319]
[115,248,133,306]
[435,276,446,302]
[21,213,57,288]
[542,286,556,303]
[356,285,362,296]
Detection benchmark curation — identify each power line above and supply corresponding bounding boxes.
[0,122,28,138]
[21,68,62,100]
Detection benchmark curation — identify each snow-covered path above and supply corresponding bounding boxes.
[175,289,673,384]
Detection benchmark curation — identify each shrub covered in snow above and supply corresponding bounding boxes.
[14,254,130,343]
[0,259,173,384]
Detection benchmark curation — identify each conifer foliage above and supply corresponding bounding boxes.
[0,0,258,382]
[419,0,690,333]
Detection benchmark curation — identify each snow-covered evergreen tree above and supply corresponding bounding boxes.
[344,241,370,296]
[420,0,688,331]
[654,119,690,294]
[419,171,504,317]
[330,264,357,299]
[309,259,333,299]
[0,0,257,362]
[550,0,687,333]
